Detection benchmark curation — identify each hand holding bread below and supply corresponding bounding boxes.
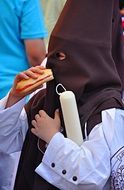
[16,68,53,93]
[6,66,54,107]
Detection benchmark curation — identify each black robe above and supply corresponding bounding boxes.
[14,0,124,189]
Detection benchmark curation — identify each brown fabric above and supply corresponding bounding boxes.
[86,98,123,136]
[14,89,60,190]
[112,0,124,89]
[14,0,124,189]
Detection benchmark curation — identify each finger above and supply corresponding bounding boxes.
[33,65,45,70]
[14,73,29,87]
[31,128,39,137]
[31,120,37,128]
[38,65,45,69]
[24,69,39,79]
[35,114,40,121]
[31,120,39,135]
[39,110,47,118]
[16,72,30,81]
[30,66,45,74]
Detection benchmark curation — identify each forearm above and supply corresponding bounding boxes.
[25,39,46,67]
[5,90,24,108]
[35,127,110,190]
[0,95,28,153]
[28,52,46,67]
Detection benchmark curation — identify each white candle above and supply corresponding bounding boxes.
[59,91,83,145]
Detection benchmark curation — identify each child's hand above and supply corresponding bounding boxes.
[6,66,45,107]
[31,109,61,143]
[11,66,45,98]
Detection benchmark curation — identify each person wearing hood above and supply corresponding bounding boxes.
[0,0,124,189]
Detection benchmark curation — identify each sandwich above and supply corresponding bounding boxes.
[16,69,54,93]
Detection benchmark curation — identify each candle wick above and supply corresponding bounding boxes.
[56,83,66,95]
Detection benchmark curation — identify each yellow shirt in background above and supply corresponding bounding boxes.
[41,0,66,48]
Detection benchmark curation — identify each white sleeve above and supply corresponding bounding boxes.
[35,123,110,190]
[0,94,28,154]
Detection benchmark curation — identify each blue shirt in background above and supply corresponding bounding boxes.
[0,0,47,99]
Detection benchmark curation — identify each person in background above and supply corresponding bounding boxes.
[0,0,48,100]
[41,0,66,48]
[0,0,47,189]
[0,0,124,190]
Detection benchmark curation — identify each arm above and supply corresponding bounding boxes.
[37,130,110,190]
[0,66,45,153]
[31,110,111,190]
[6,66,45,108]
[24,39,46,67]
[20,0,48,66]
[0,95,28,154]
